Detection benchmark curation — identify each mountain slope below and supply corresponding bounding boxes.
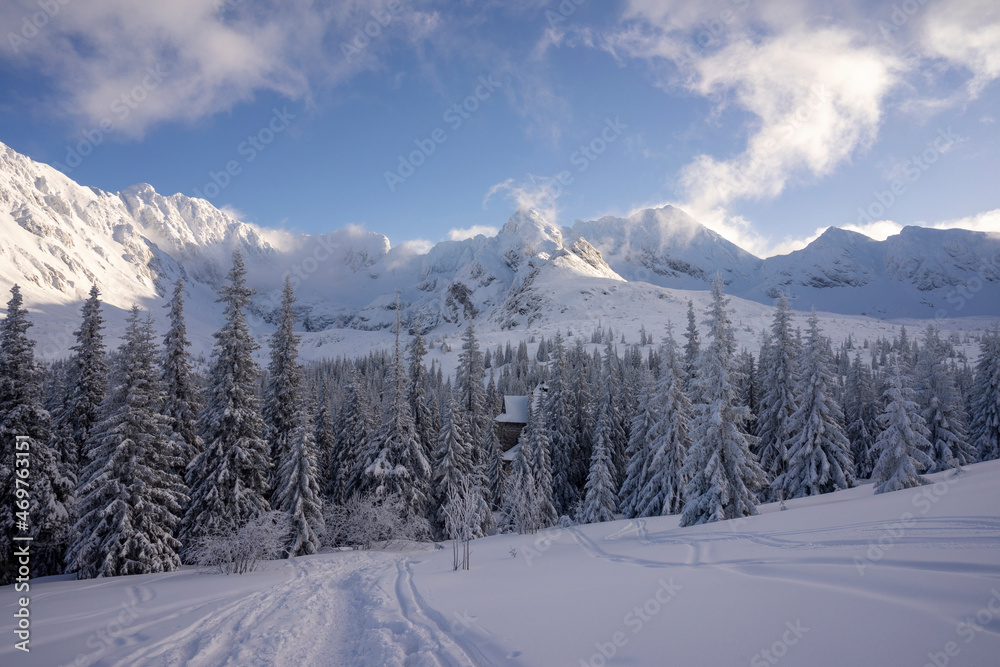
[1,140,999,360]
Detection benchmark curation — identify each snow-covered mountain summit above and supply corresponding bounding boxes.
[1,140,999,357]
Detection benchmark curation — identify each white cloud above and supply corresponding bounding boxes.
[929,208,1000,234]
[0,0,439,138]
[396,238,434,255]
[447,225,499,241]
[483,175,564,223]
[920,0,1000,97]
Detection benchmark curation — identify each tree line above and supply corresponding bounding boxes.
[1,253,999,582]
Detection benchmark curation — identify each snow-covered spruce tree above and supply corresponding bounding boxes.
[272,414,324,557]
[580,402,618,524]
[755,293,800,498]
[969,328,1000,462]
[915,325,975,471]
[523,402,558,528]
[161,277,203,482]
[680,278,766,526]
[682,299,700,392]
[545,332,580,515]
[61,285,109,472]
[331,369,371,503]
[635,327,691,517]
[0,285,73,582]
[358,322,431,522]
[500,430,539,534]
[871,362,934,494]
[845,353,879,479]
[569,338,595,495]
[455,321,488,451]
[408,324,436,462]
[265,277,303,477]
[600,339,628,486]
[619,369,657,519]
[433,393,476,534]
[484,419,506,510]
[266,278,324,557]
[182,251,271,549]
[773,311,854,499]
[69,308,187,579]
[312,396,336,494]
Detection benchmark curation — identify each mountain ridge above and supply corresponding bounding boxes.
[2,140,999,359]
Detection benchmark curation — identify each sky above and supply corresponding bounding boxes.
[1,0,998,257]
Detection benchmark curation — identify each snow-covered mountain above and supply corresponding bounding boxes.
[1,140,999,358]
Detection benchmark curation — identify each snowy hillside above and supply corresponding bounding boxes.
[2,140,1000,361]
[3,460,997,666]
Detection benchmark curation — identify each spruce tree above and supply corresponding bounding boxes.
[755,294,799,498]
[182,251,271,548]
[265,277,304,493]
[619,369,657,519]
[61,285,108,471]
[773,311,854,499]
[545,332,579,515]
[845,354,879,479]
[580,402,617,524]
[915,325,975,471]
[682,299,700,391]
[162,277,203,482]
[523,402,557,527]
[433,393,475,533]
[266,278,324,556]
[0,285,72,582]
[969,329,1000,462]
[409,325,436,461]
[872,362,933,494]
[681,278,766,526]
[635,328,691,517]
[358,322,431,521]
[69,308,186,579]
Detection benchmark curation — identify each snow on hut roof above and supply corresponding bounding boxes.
[495,395,530,424]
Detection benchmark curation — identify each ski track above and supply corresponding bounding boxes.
[568,516,1000,621]
[108,556,366,667]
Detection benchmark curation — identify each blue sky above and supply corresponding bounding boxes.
[1,0,998,256]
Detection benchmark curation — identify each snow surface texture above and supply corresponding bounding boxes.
[3,141,1000,365]
[3,460,998,666]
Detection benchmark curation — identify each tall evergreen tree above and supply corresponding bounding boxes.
[433,393,476,532]
[0,285,72,582]
[266,278,324,556]
[755,293,799,498]
[522,402,557,527]
[483,419,506,510]
[845,354,879,479]
[681,278,766,526]
[773,311,854,499]
[182,252,271,547]
[969,329,1000,462]
[682,299,700,391]
[161,277,203,482]
[408,325,436,461]
[872,363,934,494]
[635,328,691,517]
[69,308,186,579]
[358,322,431,521]
[61,285,108,471]
[455,321,487,449]
[265,277,304,491]
[915,325,975,470]
[581,401,618,524]
[619,369,657,518]
[544,333,579,515]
